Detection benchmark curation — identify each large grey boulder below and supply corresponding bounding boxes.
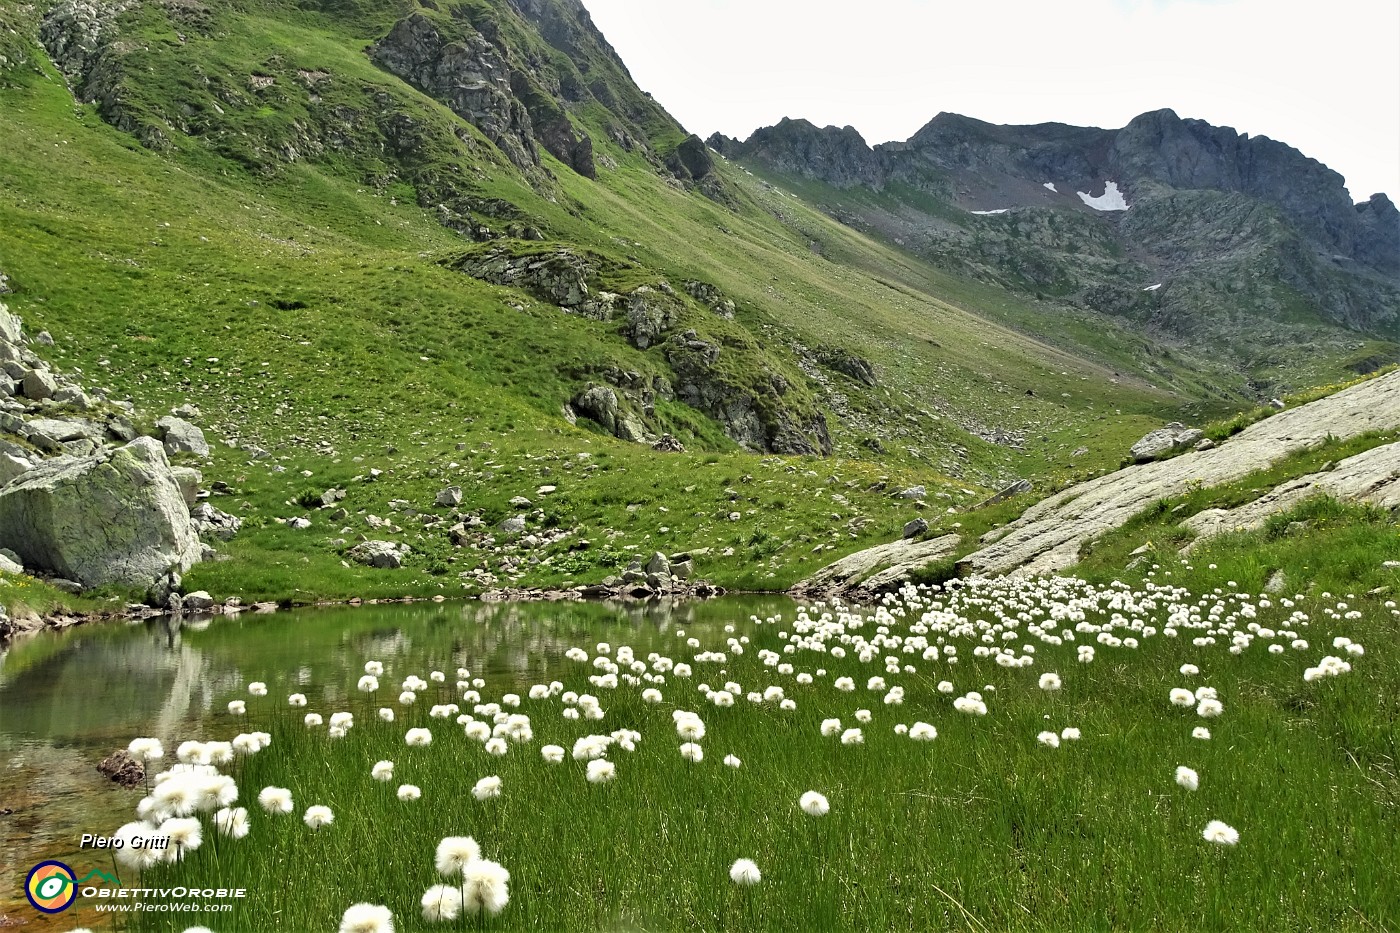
[0,451,33,487]
[156,416,210,458]
[794,534,962,598]
[0,436,203,589]
[350,540,410,569]
[21,369,57,401]
[1129,422,1204,462]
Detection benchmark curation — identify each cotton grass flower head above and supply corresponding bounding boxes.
[541,744,565,764]
[1175,766,1200,791]
[227,700,246,715]
[1060,727,1081,741]
[1038,672,1062,691]
[723,754,742,768]
[405,727,433,747]
[472,776,503,800]
[397,784,422,802]
[456,858,510,916]
[820,718,842,737]
[909,722,937,741]
[1169,688,1195,707]
[378,707,395,722]
[799,791,830,816]
[1202,820,1240,845]
[113,822,164,869]
[1037,731,1061,749]
[435,836,482,877]
[339,902,394,933]
[358,675,379,693]
[159,817,203,857]
[303,805,334,830]
[258,786,293,815]
[288,693,307,707]
[1196,698,1224,718]
[729,858,761,886]
[127,737,164,762]
[586,758,616,783]
[248,682,267,697]
[304,713,323,728]
[679,742,704,763]
[1193,727,1212,740]
[421,884,464,922]
[372,760,395,782]
[215,806,250,839]
[840,728,864,746]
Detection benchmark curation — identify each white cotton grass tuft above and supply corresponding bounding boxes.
[586,759,616,783]
[679,742,704,763]
[303,805,334,830]
[541,744,565,764]
[1196,698,1224,718]
[723,754,742,768]
[729,858,762,886]
[435,836,482,877]
[214,806,250,839]
[258,786,293,815]
[799,791,830,816]
[1060,727,1081,742]
[1038,672,1062,691]
[460,859,511,916]
[248,682,267,697]
[397,784,422,802]
[127,737,164,761]
[421,884,464,922]
[372,760,394,782]
[1169,688,1195,708]
[840,728,864,746]
[909,722,937,741]
[1175,766,1200,791]
[1037,731,1061,749]
[1202,820,1240,845]
[405,728,433,747]
[339,902,394,933]
[472,776,503,800]
[1193,727,1211,740]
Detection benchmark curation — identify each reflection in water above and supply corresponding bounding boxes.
[0,596,791,925]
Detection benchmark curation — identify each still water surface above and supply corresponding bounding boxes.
[0,596,792,927]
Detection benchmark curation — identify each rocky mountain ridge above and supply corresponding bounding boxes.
[713,110,1400,381]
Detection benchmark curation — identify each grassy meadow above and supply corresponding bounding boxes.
[95,566,1400,933]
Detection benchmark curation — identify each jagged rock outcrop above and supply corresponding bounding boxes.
[958,370,1400,577]
[449,245,597,309]
[716,118,884,189]
[373,13,542,173]
[0,436,204,588]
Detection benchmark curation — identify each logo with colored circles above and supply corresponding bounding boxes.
[25,860,77,913]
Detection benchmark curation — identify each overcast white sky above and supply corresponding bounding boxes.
[583,0,1400,202]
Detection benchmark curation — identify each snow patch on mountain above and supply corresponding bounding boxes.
[1077,180,1130,211]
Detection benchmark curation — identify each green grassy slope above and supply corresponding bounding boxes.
[0,0,1314,606]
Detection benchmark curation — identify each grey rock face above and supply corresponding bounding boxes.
[902,517,929,539]
[435,486,463,508]
[453,246,594,309]
[350,540,410,569]
[623,287,678,349]
[645,551,670,577]
[184,590,215,611]
[895,486,927,500]
[960,370,1400,577]
[717,118,884,189]
[0,436,203,589]
[156,416,210,458]
[1180,440,1400,549]
[498,515,527,536]
[794,534,961,598]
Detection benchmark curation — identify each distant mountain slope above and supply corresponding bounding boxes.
[712,110,1400,385]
